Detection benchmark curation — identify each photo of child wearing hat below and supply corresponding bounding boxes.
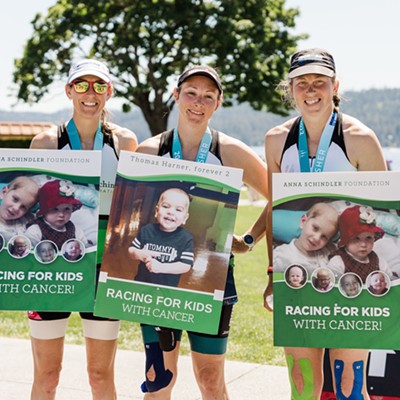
[327,205,395,283]
[25,179,89,251]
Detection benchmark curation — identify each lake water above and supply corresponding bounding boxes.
[252,146,400,171]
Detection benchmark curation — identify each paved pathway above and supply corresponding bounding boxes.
[1,336,290,399]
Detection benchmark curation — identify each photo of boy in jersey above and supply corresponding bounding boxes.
[129,188,194,287]
[101,176,238,295]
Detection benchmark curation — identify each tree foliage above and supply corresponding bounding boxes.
[13,0,305,135]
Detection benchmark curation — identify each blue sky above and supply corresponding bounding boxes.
[2,0,400,112]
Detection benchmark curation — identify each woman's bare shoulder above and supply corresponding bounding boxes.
[136,133,162,155]
[341,113,374,135]
[265,117,296,140]
[341,113,386,170]
[108,123,138,152]
[30,125,58,149]
[109,123,136,138]
[264,117,296,159]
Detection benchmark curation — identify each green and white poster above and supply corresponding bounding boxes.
[95,151,242,334]
[0,149,101,311]
[272,171,400,349]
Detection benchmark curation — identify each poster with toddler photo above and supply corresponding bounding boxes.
[272,171,400,349]
[0,149,101,311]
[94,151,242,334]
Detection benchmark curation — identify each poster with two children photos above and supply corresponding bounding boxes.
[272,171,400,349]
[0,149,101,311]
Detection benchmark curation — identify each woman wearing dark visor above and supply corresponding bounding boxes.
[136,64,268,399]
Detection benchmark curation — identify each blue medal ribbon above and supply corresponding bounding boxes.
[66,118,104,150]
[172,127,212,163]
[298,112,337,172]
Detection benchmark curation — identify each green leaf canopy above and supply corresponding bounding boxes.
[13,0,305,136]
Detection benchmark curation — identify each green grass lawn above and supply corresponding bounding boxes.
[0,200,285,366]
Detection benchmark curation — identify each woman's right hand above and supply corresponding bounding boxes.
[263,275,273,312]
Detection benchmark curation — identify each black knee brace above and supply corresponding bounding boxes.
[140,342,173,393]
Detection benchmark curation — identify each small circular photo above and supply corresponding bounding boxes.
[339,273,362,298]
[34,240,58,264]
[366,271,390,297]
[311,267,335,293]
[0,233,4,252]
[61,239,85,262]
[8,235,31,259]
[285,264,307,289]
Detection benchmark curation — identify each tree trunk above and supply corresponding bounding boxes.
[137,93,172,136]
[143,110,170,136]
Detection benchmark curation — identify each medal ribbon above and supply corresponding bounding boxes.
[172,127,212,163]
[298,112,337,172]
[66,118,103,150]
